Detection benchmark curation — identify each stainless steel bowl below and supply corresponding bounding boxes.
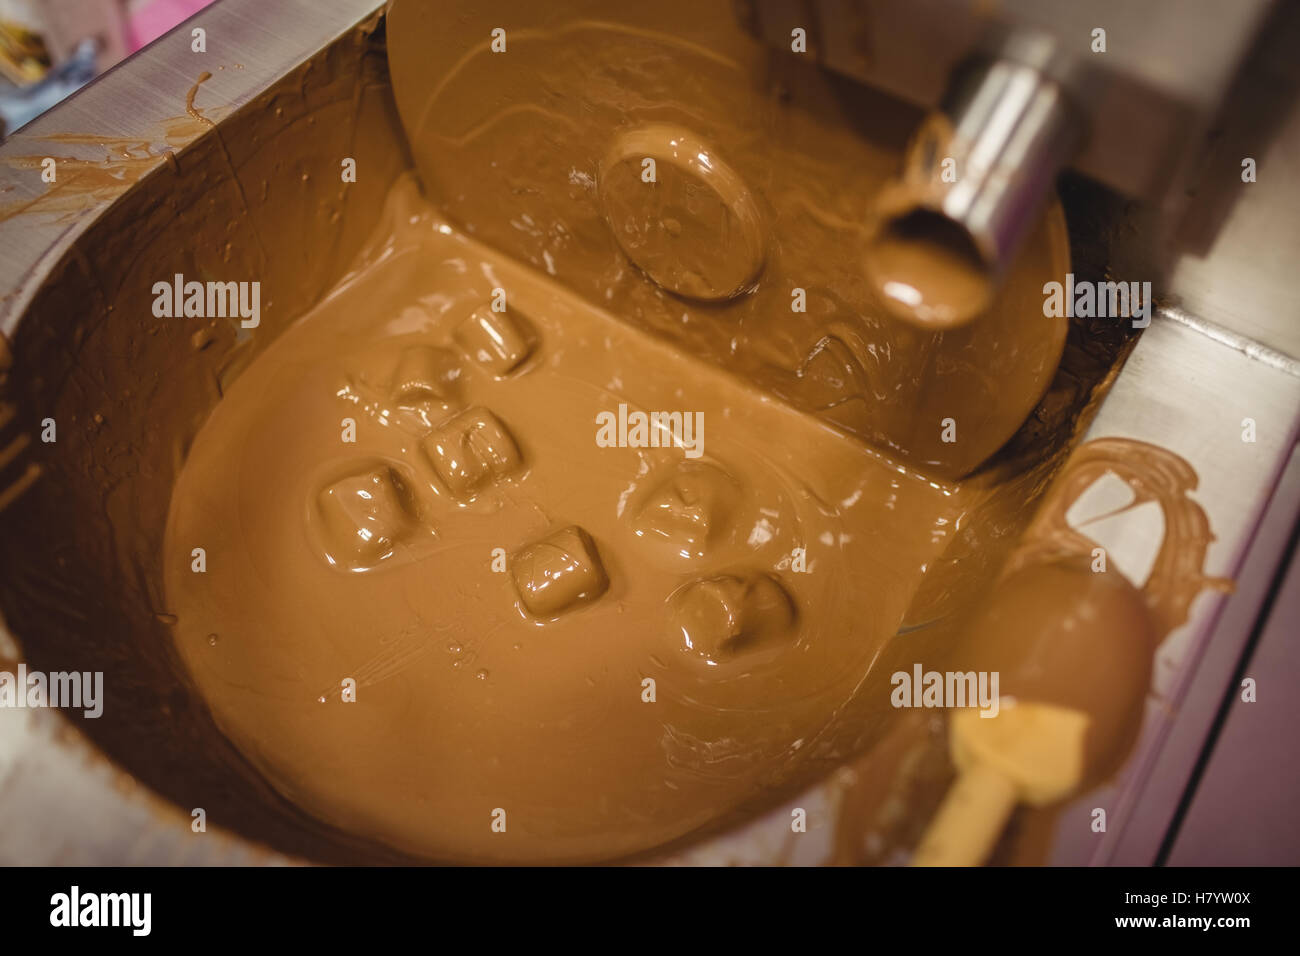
[1,0,1296,865]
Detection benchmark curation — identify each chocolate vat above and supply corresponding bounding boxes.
[0,0,1295,865]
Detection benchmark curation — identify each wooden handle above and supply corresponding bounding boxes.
[911,760,1019,866]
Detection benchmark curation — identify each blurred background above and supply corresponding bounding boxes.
[0,0,215,137]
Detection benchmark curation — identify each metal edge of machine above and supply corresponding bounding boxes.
[1,0,1297,866]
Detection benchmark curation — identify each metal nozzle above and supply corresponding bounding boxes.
[866,51,1082,330]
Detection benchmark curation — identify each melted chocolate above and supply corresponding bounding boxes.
[163,176,995,863]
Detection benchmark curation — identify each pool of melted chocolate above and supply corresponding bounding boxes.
[163,175,1018,863]
[0,7,1158,864]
